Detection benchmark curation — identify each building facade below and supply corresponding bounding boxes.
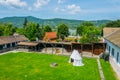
[0,35,28,52]
[104,28,120,78]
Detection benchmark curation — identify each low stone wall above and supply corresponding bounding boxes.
[41,47,71,55]
[109,56,120,79]
[0,47,18,53]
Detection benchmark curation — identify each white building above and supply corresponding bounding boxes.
[103,28,120,78]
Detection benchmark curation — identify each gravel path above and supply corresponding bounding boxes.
[97,58,105,80]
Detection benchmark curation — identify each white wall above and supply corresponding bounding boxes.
[105,39,120,78]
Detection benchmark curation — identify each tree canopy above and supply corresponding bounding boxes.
[3,23,15,36]
[24,23,42,41]
[57,23,69,40]
[76,21,95,36]
[76,22,101,43]
[80,26,100,43]
[106,20,120,27]
[23,17,28,28]
[42,25,52,36]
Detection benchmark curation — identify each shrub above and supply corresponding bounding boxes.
[100,51,109,61]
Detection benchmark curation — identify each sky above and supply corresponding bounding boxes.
[0,0,120,20]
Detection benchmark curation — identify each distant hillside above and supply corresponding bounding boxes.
[0,16,111,29]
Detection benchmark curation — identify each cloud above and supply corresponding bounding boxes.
[54,4,81,14]
[58,0,65,4]
[67,4,81,14]
[0,0,27,8]
[34,0,50,9]
[54,7,65,12]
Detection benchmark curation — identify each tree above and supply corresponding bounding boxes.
[42,25,52,36]
[0,23,4,36]
[57,23,69,40]
[76,25,83,36]
[16,28,24,35]
[24,23,42,41]
[3,23,14,36]
[80,26,100,43]
[76,21,94,36]
[23,17,28,28]
[106,20,120,27]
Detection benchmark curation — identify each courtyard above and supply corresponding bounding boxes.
[0,52,118,80]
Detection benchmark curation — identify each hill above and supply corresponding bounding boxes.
[0,16,111,29]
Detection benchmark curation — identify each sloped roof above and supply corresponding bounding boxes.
[18,42,39,46]
[44,32,57,39]
[14,35,28,42]
[103,27,120,37]
[0,39,5,45]
[0,35,28,45]
[105,29,120,48]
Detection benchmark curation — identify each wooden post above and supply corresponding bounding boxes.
[103,43,105,52]
[71,44,72,53]
[45,42,47,53]
[62,43,63,54]
[55,44,57,54]
[92,44,94,56]
[81,44,83,56]
[52,43,54,54]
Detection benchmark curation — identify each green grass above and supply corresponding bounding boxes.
[100,59,118,80]
[0,52,101,80]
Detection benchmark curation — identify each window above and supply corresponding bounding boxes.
[117,52,119,63]
[109,46,111,53]
[112,48,114,57]
[106,44,109,50]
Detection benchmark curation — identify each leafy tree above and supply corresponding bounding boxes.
[106,20,120,27]
[57,23,69,40]
[98,24,105,36]
[3,23,14,36]
[23,17,28,28]
[0,23,4,36]
[42,25,52,36]
[80,26,100,43]
[16,28,24,35]
[76,21,101,43]
[80,21,94,27]
[76,26,83,36]
[76,21,94,36]
[24,23,42,41]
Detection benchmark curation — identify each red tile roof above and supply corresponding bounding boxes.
[44,32,57,39]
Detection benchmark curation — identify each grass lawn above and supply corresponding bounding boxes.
[100,59,118,80]
[0,52,101,80]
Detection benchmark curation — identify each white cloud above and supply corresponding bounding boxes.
[54,7,65,12]
[0,0,27,8]
[54,4,81,14]
[58,0,65,4]
[67,4,81,14]
[34,0,50,9]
